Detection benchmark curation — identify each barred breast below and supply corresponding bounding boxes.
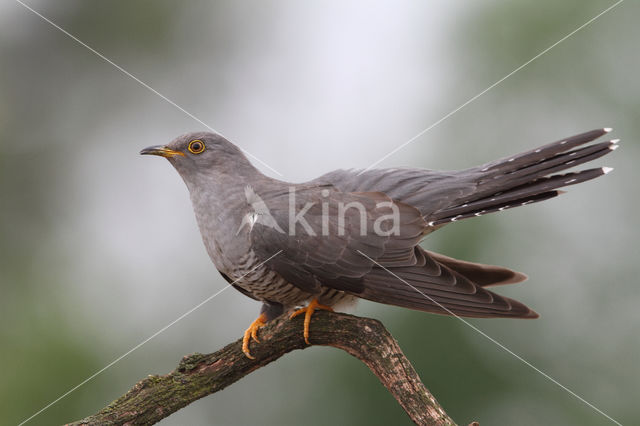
[229,250,357,310]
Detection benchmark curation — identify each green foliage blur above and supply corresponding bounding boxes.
[1,1,637,425]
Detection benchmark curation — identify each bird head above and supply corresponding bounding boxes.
[140,132,255,187]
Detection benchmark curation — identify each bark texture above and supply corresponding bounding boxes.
[69,311,459,425]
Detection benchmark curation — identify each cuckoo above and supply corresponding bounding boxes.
[141,128,616,358]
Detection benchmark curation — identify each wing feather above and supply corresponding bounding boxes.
[250,185,425,294]
[249,185,536,318]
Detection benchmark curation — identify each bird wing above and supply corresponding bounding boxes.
[357,246,537,318]
[312,168,473,218]
[249,185,426,294]
[249,185,536,318]
[249,129,614,317]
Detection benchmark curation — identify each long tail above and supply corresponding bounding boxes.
[429,128,617,225]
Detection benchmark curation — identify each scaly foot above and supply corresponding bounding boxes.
[242,313,267,359]
[289,298,334,344]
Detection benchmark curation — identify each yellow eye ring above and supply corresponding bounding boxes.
[188,139,205,154]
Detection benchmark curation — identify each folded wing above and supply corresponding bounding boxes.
[250,186,536,318]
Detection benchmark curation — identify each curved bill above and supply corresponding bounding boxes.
[140,145,185,158]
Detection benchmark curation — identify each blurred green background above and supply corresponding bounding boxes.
[1,1,637,425]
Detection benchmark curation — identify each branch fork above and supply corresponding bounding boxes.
[70,312,463,425]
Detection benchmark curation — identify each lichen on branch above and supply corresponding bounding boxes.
[69,311,459,426]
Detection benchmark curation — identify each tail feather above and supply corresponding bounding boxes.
[486,141,615,187]
[430,129,616,225]
[430,191,560,226]
[432,167,609,225]
[426,251,527,287]
[478,128,611,175]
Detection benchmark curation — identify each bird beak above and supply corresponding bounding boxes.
[140,145,185,158]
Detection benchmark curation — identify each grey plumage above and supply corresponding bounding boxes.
[141,128,616,324]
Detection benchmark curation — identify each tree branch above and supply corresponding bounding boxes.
[69,311,459,425]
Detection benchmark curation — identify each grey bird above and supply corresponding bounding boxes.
[141,128,617,358]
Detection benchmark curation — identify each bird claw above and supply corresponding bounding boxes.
[289,298,334,345]
[242,313,267,359]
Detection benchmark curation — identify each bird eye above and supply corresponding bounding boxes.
[188,139,205,154]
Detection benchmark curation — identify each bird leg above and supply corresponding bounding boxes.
[242,312,267,359]
[289,298,334,345]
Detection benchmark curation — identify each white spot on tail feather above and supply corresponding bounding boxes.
[602,167,614,174]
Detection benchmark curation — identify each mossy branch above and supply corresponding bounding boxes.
[68,311,462,425]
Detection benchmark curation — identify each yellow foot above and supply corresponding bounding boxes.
[242,313,267,359]
[289,298,334,345]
